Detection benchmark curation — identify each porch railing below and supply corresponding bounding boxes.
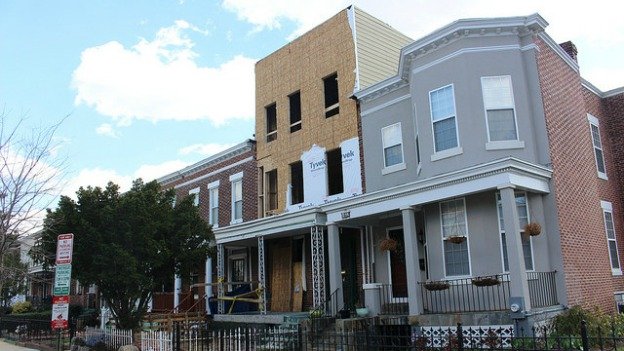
[378,284,409,315]
[419,274,511,314]
[418,271,558,314]
[528,271,558,308]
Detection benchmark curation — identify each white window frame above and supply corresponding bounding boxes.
[588,114,608,180]
[440,198,471,278]
[481,75,525,150]
[429,84,462,161]
[188,187,200,207]
[230,172,244,224]
[601,201,621,275]
[208,180,219,228]
[496,191,535,272]
[381,122,406,175]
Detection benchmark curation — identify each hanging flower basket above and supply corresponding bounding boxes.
[423,281,450,291]
[524,222,542,237]
[379,238,398,251]
[446,235,466,244]
[471,276,501,287]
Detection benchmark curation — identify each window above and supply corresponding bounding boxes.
[290,161,304,205]
[230,172,243,223]
[440,198,470,276]
[381,123,404,168]
[588,114,607,179]
[289,91,301,132]
[496,192,534,271]
[602,201,621,274]
[258,167,264,217]
[326,148,344,195]
[189,188,200,206]
[323,73,339,118]
[228,253,247,290]
[482,76,518,141]
[266,103,277,142]
[208,181,219,228]
[266,169,278,214]
[430,85,459,152]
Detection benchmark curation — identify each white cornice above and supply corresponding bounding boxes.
[158,139,255,185]
[536,32,579,73]
[581,78,624,99]
[355,14,548,103]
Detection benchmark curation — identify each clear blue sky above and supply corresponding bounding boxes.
[2,0,622,198]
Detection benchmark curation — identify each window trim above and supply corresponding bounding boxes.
[381,122,406,174]
[496,191,535,273]
[188,187,200,207]
[230,172,243,224]
[439,198,472,278]
[323,73,340,118]
[429,84,461,156]
[601,200,621,275]
[481,75,521,146]
[588,114,608,180]
[208,180,219,228]
[289,90,302,133]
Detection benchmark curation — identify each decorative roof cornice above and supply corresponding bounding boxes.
[157,139,255,185]
[355,13,548,103]
[581,78,624,99]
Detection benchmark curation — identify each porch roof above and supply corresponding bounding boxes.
[324,157,552,223]
[214,208,326,244]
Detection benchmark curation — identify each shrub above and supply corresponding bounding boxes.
[11,301,33,314]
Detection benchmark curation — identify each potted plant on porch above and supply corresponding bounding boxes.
[471,275,501,287]
[524,222,542,237]
[379,238,398,251]
[423,281,450,291]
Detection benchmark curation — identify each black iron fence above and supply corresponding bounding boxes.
[379,283,409,315]
[150,319,624,351]
[0,317,72,350]
[527,271,558,308]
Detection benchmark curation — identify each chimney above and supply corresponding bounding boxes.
[559,41,578,62]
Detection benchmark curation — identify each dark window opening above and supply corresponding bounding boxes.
[323,73,339,118]
[290,161,304,205]
[266,103,277,142]
[289,91,301,132]
[266,169,278,213]
[326,148,344,195]
[258,167,264,217]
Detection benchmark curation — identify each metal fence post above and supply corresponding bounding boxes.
[457,323,464,351]
[581,320,589,351]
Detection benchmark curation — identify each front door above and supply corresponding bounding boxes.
[388,228,407,298]
[340,228,359,309]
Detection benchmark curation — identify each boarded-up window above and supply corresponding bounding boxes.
[267,169,278,212]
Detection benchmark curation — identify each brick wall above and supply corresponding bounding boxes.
[255,9,359,215]
[536,37,616,311]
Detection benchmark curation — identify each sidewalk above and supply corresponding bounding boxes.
[0,339,40,351]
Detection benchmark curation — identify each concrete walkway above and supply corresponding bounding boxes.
[0,339,41,351]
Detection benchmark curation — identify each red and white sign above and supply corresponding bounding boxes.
[51,296,69,329]
[55,233,74,264]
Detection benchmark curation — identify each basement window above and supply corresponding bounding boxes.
[324,73,339,118]
[289,91,302,132]
[326,148,343,195]
[266,103,277,142]
[290,161,304,205]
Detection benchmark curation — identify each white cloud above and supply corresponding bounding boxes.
[71,20,255,126]
[222,0,624,90]
[63,159,191,198]
[95,123,119,138]
[178,142,235,156]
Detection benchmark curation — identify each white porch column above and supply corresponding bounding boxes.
[401,207,423,315]
[327,222,344,312]
[173,275,182,312]
[205,257,212,314]
[499,185,532,311]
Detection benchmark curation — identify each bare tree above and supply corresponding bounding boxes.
[0,110,65,301]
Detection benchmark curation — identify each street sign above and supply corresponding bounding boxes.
[56,233,74,264]
[51,296,69,329]
[53,264,72,296]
